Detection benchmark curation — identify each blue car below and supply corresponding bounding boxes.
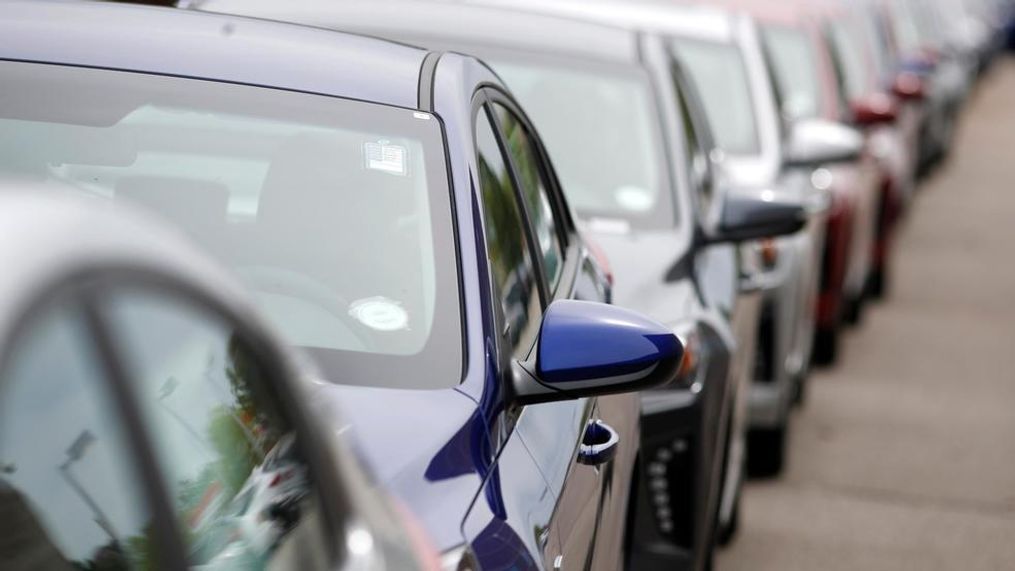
[0,2,685,568]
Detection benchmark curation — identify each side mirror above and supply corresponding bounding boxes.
[706,192,807,244]
[851,93,899,126]
[784,118,863,168]
[511,300,684,405]
[892,72,927,101]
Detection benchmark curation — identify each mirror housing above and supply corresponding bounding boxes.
[511,300,684,405]
[851,93,899,126]
[706,192,808,244]
[892,72,927,101]
[784,118,863,168]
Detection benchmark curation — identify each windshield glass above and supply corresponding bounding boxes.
[762,25,823,120]
[0,60,461,390]
[890,1,924,54]
[828,19,871,102]
[671,38,760,156]
[492,58,675,229]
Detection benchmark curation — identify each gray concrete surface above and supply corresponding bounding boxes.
[718,58,1015,571]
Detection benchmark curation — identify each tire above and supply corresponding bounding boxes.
[868,264,887,300]
[791,369,808,408]
[843,292,864,326]
[812,326,839,366]
[716,491,740,546]
[716,416,743,546]
[747,427,787,478]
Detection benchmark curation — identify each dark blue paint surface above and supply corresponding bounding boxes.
[537,300,684,384]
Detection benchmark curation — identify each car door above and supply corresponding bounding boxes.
[488,92,638,571]
[0,273,350,570]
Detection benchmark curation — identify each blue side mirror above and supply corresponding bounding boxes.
[511,300,684,405]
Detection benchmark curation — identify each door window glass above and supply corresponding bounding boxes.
[673,83,714,215]
[491,103,564,290]
[0,302,152,570]
[103,289,329,570]
[475,109,542,357]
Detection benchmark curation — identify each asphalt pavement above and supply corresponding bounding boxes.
[717,57,1015,571]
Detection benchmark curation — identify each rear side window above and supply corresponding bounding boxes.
[475,108,543,357]
[490,102,564,291]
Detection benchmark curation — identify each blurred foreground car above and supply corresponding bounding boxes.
[192,1,806,567]
[0,188,438,570]
[0,2,687,568]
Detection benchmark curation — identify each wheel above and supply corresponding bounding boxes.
[812,326,839,366]
[843,292,864,326]
[791,369,808,408]
[716,491,740,546]
[868,264,887,299]
[747,427,787,478]
[716,416,743,546]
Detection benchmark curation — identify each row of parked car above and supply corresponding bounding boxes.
[0,0,1010,569]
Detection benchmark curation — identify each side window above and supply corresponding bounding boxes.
[0,301,152,570]
[102,289,329,570]
[673,80,714,215]
[491,102,565,291]
[823,28,853,121]
[475,107,542,357]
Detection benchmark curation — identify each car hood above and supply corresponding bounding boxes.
[584,226,697,328]
[306,380,488,551]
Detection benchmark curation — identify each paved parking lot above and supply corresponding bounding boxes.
[718,57,1015,571]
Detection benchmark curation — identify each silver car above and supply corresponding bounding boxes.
[0,186,439,571]
[580,0,838,477]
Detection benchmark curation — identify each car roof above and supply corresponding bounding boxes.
[194,0,640,64]
[0,183,259,352]
[704,0,818,26]
[469,0,740,44]
[0,0,428,110]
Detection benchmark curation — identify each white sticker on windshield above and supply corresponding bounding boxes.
[349,296,410,331]
[364,140,408,176]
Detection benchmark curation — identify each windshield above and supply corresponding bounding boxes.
[762,25,823,120]
[0,60,462,390]
[492,58,675,229]
[671,38,760,156]
[828,19,872,103]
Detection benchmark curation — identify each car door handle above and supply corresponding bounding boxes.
[577,420,620,466]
